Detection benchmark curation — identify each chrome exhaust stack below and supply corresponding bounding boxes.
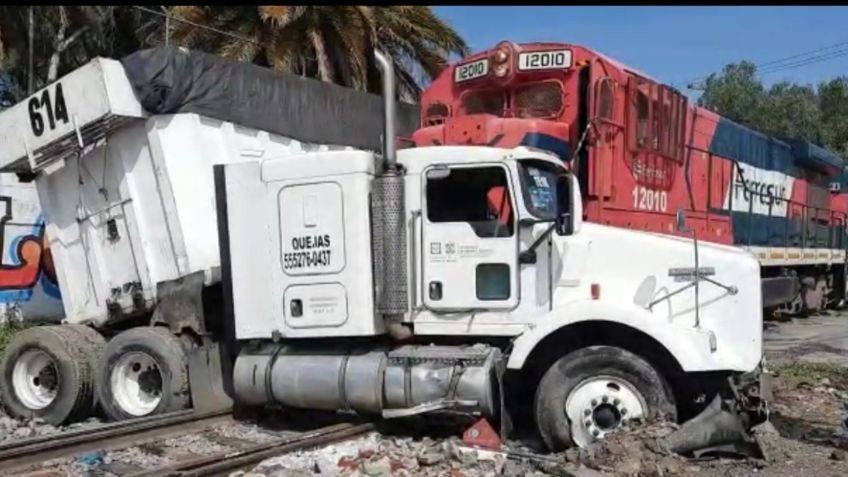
[371,49,410,340]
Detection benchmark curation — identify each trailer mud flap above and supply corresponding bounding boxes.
[188,337,234,413]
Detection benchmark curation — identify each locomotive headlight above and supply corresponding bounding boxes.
[491,41,513,79]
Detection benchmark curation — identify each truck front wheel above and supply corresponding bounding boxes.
[96,327,190,420]
[534,345,676,450]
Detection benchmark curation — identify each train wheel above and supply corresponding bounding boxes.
[0,326,101,425]
[97,327,190,421]
[534,345,676,450]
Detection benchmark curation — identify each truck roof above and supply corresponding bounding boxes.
[0,47,421,174]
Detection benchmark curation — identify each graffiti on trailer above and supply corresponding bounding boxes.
[0,196,61,303]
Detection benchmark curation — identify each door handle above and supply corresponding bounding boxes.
[429,281,443,300]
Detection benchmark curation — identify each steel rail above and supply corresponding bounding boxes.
[0,408,233,475]
[130,421,377,477]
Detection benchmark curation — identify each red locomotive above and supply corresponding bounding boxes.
[413,40,848,315]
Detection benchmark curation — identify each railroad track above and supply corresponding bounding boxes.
[0,409,375,477]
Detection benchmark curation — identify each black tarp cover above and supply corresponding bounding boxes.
[120,47,420,152]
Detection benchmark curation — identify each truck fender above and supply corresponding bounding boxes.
[506,299,717,372]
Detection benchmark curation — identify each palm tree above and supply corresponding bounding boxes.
[163,6,469,100]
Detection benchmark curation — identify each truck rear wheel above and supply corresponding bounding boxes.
[0,325,102,425]
[534,345,676,450]
[96,327,190,420]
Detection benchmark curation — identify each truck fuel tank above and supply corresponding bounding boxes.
[232,343,502,419]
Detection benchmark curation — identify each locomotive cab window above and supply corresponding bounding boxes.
[426,166,515,238]
[514,81,564,119]
[635,87,650,148]
[462,90,506,116]
[595,77,615,120]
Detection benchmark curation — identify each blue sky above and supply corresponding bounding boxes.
[433,6,848,98]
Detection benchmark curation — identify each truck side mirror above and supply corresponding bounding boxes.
[555,212,572,236]
[555,175,574,236]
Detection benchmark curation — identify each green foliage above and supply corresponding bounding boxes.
[163,6,469,100]
[0,322,25,355]
[1,6,469,104]
[698,61,765,129]
[699,61,848,160]
[774,361,848,388]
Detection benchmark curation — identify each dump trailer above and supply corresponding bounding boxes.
[0,47,418,424]
[215,50,772,451]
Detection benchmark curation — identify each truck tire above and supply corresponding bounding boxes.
[534,345,676,451]
[0,325,100,425]
[96,326,190,421]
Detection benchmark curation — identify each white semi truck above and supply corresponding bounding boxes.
[0,47,770,451]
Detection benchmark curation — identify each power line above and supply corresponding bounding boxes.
[755,39,848,70]
[758,47,848,76]
[684,38,848,89]
[132,5,262,47]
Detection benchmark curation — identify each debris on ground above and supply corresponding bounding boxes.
[0,407,102,443]
[238,431,604,477]
[236,360,848,477]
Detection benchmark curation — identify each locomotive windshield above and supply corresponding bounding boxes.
[460,82,563,119]
[518,159,568,220]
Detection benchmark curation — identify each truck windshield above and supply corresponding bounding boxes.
[517,160,566,220]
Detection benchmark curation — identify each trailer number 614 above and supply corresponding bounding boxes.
[28,83,69,137]
[632,186,668,212]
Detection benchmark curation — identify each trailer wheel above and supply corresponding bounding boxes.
[534,345,676,450]
[0,326,100,425]
[97,327,190,420]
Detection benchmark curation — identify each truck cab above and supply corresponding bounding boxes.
[219,140,767,449]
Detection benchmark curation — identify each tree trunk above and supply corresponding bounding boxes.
[46,7,88,83]
[46,7,69,83]
[309,28,333,83]
[28,7,34,94]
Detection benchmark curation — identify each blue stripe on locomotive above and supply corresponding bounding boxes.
[710,118,842,177]
[708,117,846,249]
[519,133,570,160]
[730,212,845,249]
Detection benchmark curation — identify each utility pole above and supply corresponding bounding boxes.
[27,6,34,94]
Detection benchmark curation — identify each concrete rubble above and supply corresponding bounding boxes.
[231,431,605,477]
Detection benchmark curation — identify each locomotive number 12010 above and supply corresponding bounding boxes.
[632,186,668,212]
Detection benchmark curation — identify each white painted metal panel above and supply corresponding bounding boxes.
[0,58,145,173]
[279,182,346,276]
[34,111,361,326]
[220,161,276,339]
[226,150,381,339]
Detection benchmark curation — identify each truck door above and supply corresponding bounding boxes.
[421,164,519,310]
